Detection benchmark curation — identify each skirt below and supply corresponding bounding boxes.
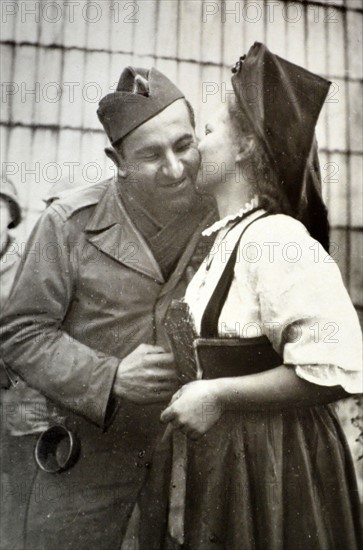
[183,404,362,550]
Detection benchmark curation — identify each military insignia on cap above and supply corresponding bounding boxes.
[231,55,246,74]
[133,75,149,96]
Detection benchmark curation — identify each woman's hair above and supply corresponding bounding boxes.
[227,96,293,216]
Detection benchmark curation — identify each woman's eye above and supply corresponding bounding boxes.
[205,128,211,136]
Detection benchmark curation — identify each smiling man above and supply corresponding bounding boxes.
[0,67,216,549]
[109,94,199,220]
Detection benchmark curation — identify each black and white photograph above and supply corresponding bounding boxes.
[0,1,362,549]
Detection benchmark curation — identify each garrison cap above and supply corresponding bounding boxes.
[231,42,331,250]
[97,67,185,146]
[0,178,21,228]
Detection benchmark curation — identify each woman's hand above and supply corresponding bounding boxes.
[160,379,222,439]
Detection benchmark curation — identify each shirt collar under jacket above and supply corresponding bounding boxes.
[202,195,260,237]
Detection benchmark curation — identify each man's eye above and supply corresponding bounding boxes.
[142,152,158,161]
[176,140,193,152]
[205,128,211,135]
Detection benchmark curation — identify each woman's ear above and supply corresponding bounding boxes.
[235,135,255,164]
[105,147,128,178]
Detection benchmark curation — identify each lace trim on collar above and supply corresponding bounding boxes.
[202,196,260,236]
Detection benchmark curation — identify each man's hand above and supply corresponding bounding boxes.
[160,380,222,439]
[113,344,179,404]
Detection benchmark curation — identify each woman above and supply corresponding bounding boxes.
[161,43,362,549]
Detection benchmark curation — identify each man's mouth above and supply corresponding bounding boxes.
[161,177,188,189]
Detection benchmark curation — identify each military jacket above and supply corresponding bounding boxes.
[0,179,215,432]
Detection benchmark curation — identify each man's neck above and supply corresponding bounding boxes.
[121,188,163,229]
[119,184,211,279]
[120,185,177,228]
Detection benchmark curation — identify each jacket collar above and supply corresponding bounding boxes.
[85,179,164,283]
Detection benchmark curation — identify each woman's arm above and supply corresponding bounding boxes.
[162,218,361,438]
[160,365,349,439]
[216,364,348,410]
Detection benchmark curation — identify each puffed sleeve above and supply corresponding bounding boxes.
[244,215,362,394]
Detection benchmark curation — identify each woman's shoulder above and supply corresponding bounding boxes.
[236,211,336,279]
[245,213,309,243]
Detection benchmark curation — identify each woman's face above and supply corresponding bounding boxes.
[196,102,240,193]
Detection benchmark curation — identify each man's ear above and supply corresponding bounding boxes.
[235,135,255,164]
[105,147,128,178]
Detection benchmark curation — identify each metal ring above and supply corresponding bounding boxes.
[34,425,80,473]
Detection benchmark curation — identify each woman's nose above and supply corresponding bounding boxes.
[161,152,184,180]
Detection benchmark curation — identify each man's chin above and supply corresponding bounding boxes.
[166,194,197,214]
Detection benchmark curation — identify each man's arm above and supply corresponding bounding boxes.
[0,208,120,428]
[0,208,179,427]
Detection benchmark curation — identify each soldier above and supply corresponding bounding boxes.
[0,68,216,549]
[1,179,49,549]
[0,179,22,312]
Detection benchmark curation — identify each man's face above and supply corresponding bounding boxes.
[117,99,200,219]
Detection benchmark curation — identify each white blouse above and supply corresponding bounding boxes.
[185,210,362,394]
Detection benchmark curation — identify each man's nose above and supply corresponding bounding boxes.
[161,152,184,180]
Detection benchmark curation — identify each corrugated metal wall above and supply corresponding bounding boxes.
[1,0,362,319]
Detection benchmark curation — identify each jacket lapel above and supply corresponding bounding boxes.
[159,208,216,297]
[85,179,164,283]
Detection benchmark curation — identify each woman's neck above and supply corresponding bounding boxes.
[213,181,253,219]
